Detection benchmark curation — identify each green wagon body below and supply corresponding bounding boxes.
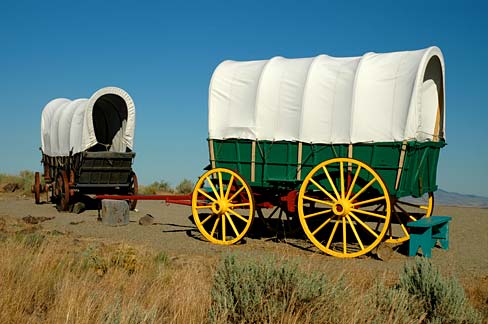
[210,139,445,198]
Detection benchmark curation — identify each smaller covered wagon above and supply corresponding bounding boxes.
[35,87,138,211]
[191,46,445,258]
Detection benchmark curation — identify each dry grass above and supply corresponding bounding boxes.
[0,170,35,194]
[0,216,484,324]
[0,216,211,324]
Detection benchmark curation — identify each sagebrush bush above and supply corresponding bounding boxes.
[175,179,194,194]
[367,280,424,324]
[209,254,345,323]
[140,180,173,194]
[398,258,482,324]
[366,258,482,324]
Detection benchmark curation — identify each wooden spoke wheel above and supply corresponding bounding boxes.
[192,168,255,245]
[55,170,70,211]
[128,172,138,211]
[385,192,434,243]
[34,172,41,204]
[298,158,391,258]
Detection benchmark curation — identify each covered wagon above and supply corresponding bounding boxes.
[191,46,445,257]
[34,87,138,211]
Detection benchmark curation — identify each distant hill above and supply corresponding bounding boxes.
[434,189,488,208]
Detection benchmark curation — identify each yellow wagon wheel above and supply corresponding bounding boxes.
[385,192,434,243]
[192,168,255,245]
[298,158,391,258]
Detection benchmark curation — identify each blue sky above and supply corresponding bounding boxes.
[0,0,487,197]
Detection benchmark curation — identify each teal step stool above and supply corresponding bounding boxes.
[406,216,452,258]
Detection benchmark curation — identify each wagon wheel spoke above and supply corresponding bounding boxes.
[302,195,334,207]
[210,217,220,238]
[197,189,217,203]
[311,214,335,236]
[396,200,429,209]
[340,161,345,199]
[221,211,226,241]
[349,212,379,238]
[322,166,341,200]
[195,204,213,209]
[345,165,361,200]
[396,203,418,222]
[34,172,41,204]
[228,208,251,223]
[205,176,220,200]
[228,202,251,208]
[350,177,377,202]
[394,210,410,238]
[325,220,340,250]
[224,175,234,200]
[192,168,254,245]
[55,170,70,212]
[352,196,385,207]
[200,213,214,226]
[303,208,333,219]
[128,172,138,211]
[225,212,240,237]
[349,208,387,219]
[309,178,337,202]
[385,192,434,244]
[298,158,390,258]
[228,186,246,202]
[346,215,365,251]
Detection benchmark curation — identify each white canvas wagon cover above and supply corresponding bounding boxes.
[41,87,136,157]
[209,46,445,143]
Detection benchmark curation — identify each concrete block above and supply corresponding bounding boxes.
[101,199,129,226]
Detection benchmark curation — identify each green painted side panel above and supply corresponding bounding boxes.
[210,139,445,197]
[211,139,253,183]
[300,144,348,178]
[352,142,403,195]
[397,141,445,198]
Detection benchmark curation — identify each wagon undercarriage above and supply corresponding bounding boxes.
[189,156,435,258]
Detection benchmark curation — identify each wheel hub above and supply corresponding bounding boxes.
[332,199,351,217]
[212,199,229,215]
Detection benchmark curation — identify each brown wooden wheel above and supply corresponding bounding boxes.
[34,172,41,204]
[128,172,138,211]
[55,170,70,211]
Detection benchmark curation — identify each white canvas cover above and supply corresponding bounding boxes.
[209,46,445,143]
[40,87,136,156]
[41,98,71,157]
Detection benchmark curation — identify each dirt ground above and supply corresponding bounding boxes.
[1,192,487,305]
